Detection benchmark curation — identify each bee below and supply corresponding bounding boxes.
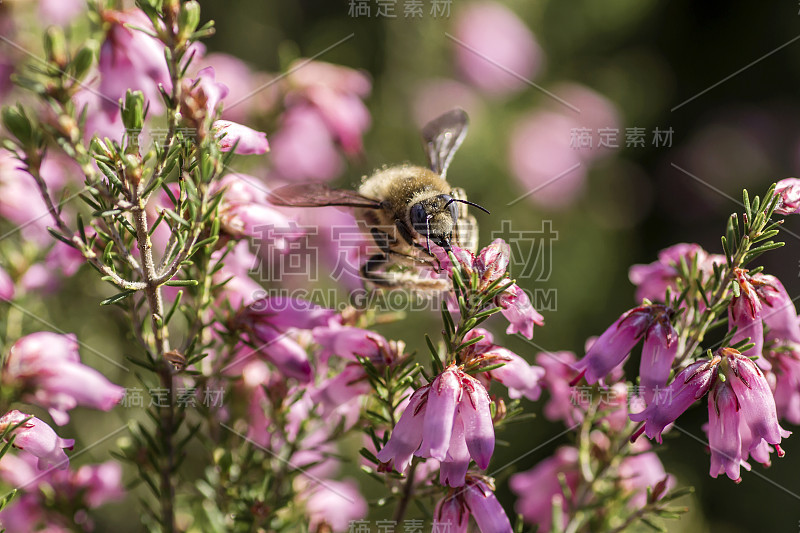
[267,109,489,290]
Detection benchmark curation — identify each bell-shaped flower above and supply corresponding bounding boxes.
[574,304,664,384]
[98,10,171,116]
[630,358,719,443]
[376,365,495,486]
[639,307,679,402]
[3,332,125,425]
[510,446,580,531]
[728,268,764,366]
[0,411,74,470]
[752,273,800,344]
[707,380,748,482]
[463,479,514,533]
[773,178,800,215]
[213,120,269,154]
[726,348,791,460]
[629,243,723,305]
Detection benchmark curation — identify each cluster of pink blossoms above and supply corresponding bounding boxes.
[0,333,125,528]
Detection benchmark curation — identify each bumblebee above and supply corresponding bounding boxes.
[268,109,487,290]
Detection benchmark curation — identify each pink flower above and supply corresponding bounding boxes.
[434,478,512,533]
[304,478,368,532]
[496,283,543,339]
[639,308,678,402]
[463,479,514,533]
[767,342,800,424]
[463,329,544,401]
[536,351,585,425]
[215,174,297,243]
[753,273,800,344]
[213,120,269,154]
[73,461,125,508]
[268,105,344,181]
[434,240,544,338]
[726,349,791,463]
[189,67,230,116]
[285,60,371,155]
[376,366,495,486]
[728,268,765,367]
[774,178,800,215]
[210,240,262,308]
[510,446,579,531]
[192,53,264,123]
[629,243,724,304]
[708,380,748,482]
[574,304,673,384]
[630,358,719,443]
[433,494,469,533]
[39,0,86,26]
[0,411,74,470]
[618,439,673,508]
[235,297,338,382]
[453,2,542,96]
[98,10,171,116]
[4,332,125,425]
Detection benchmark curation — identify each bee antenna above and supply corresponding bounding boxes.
[445,198,491,215]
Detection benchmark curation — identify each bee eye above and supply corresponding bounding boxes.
[410,203,429,234]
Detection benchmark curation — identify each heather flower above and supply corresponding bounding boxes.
[629,243,724,304]
[510,446,580,531]
[73,461,126,508]
[213,120,269,154]
[618,439,673,508]
[773,177,800,215]
[268,105,344,181]
[639,307,679,402]
[536,351,584,424]
[574,304,673,384]
[767,342,800,424]
[630,358,719,443]
[726,349,791,462]
[0,411,74,470]
[752,273,800,344]
[235,297,338,382]
[3,332,125,425]
[215,174,297,243]
[304,478,368,532]
[98,10,171,116]
[453,2,542,96]
[192,53,264,123]
[463,479,514,533]
[433,494,469,533]
[433,239,544,338]
[39,0,86,26]
[210,240,262,308]
[463,329,544,401]
[728,268,765,365]
[376,365,495,486]
[285,59,371,155]
[707,380,748,482]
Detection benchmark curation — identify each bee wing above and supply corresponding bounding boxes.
[267,183,383,209]
[421,108,469,179]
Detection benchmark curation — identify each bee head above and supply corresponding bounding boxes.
[410,194,459,251]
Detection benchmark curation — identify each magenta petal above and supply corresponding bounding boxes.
[640,319,678,402]
[376,387,429,474]
[252,326,312,382]
[464,480,513,533]
[213,120,269,154]
[434,496,469,533]
[629,359,716,443]
[439,415,470,487]
[707,382,745,481]
[418,367,461,461]
[460,376,494,469]
[575,307,653,384]
[774,178,800,215]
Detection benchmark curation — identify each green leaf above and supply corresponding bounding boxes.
[101,290,137,306]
